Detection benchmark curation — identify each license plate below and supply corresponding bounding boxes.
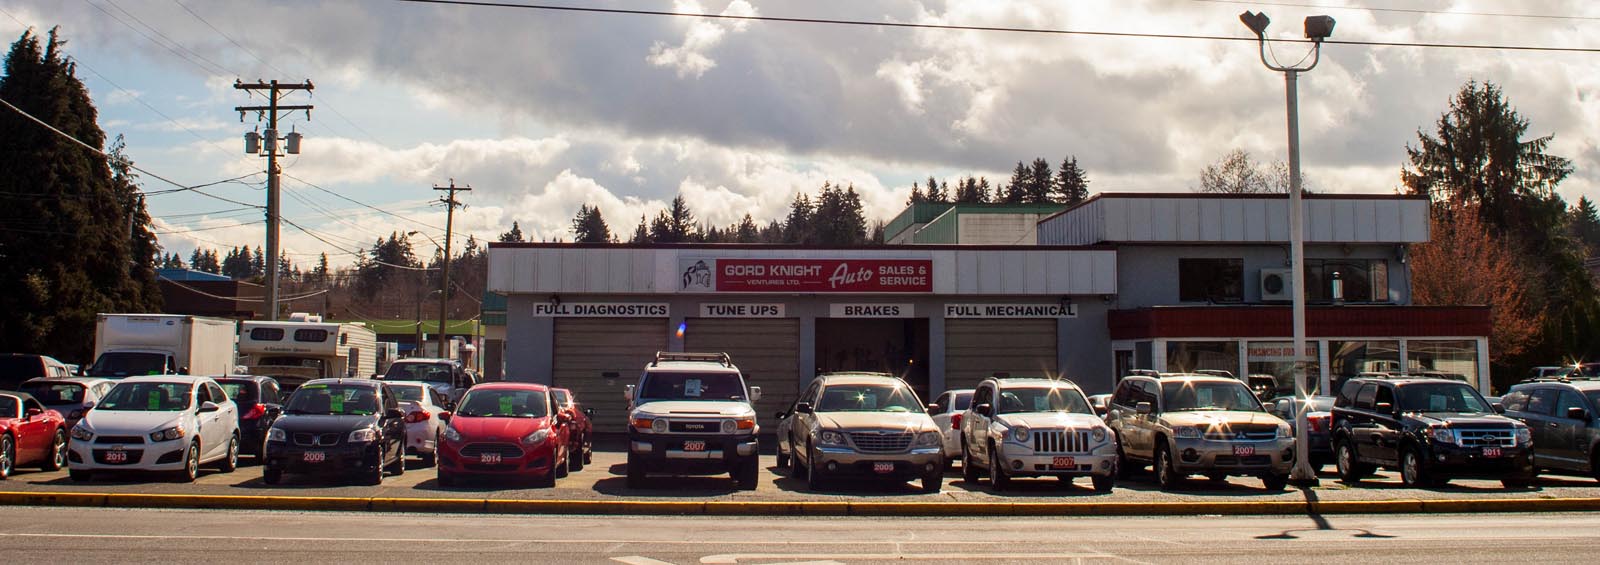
[302,451,325,463]
[1483,447,1502,458]
[1233,445,1255,457]
[106,450,127,463]
[684,441,706,452]
[872,462,894,474]
[1052,456,1076,469]
[480,453,502,464]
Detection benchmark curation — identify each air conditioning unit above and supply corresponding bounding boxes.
[1260,268,1293,302]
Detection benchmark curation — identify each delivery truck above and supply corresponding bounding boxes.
[88,314,238,378]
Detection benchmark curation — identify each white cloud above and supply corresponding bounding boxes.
[646,0,758,78]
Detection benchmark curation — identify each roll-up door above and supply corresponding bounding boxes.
[553,318,667,433]
[683,318,800,430]
[944,319,1058,393]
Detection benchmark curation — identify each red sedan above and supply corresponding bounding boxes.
[551,387,593,472]
[0,391,68,479]
[436,383,571,487]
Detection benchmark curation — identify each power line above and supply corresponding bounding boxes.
[282,216,439,271]
[1190,0,1600,23]
[390,0,1600,53]
[154,221,259,235]
[158,274,330,303]
[83,0,228,76]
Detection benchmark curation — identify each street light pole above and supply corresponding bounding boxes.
[1241,11,1334,487]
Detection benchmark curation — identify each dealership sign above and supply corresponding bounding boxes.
[829,304,914,318]
[699,303,786,318]
[680,258,932,293]
[944,303,1078,319]
[533,302,669,317]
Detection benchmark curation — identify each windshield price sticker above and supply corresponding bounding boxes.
[685,379,704,398]
[330,394,344,413]
[499,396,515,415]
[147,391,160,410]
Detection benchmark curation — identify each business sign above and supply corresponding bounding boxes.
[944,303,1078,319]
[533,302,669,317]
[1246,342,1318,360]
[679,258,933,293]
[829,304,914,318]
[698,303,786,318]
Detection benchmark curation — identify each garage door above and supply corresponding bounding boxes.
[553,318,668,433]
[684,318,800,431]
[944,319,1058,393]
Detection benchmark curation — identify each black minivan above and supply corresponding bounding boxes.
[1331,377,1535,488]
[262,379,407,485]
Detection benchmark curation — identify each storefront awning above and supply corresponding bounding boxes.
[1109,305,1491,340]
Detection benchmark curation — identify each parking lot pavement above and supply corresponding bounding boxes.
[5,445,1599,504]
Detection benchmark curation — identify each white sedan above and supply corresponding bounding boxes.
[385,381,449,467]
[927,389,974,464]
[68,375,240,482]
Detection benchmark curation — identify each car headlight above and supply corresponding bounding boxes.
[914,431,941,447]
[651,418,669,433]
[442,426,461,442]
[149,425,185,442]
[522,429,550,446]
[1430,427,1455,444]
[1092,427,1108,443]
[819,430,846,446]
[1174,426,1202,439]
[1010,425,1030,443]
[720,419,736,434]
[1516,426,1532,445]
[70,423,94,441]
[348,428,379,443]
[266,427,286,443]
[1277,423,1293,439]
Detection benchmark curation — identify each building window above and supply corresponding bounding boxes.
[1178,258,1243,302]
[1246,341,1322,399]
[1329,340,1400,393]
[1307,259,1389,303]
[1166,341,1239,375]
[1406,340,1478,386]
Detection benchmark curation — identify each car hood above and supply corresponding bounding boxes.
[996,412,1105,430]
[449,415,547,441]
[82,410,185,433]
[634,400,754,418]
[273,414,379,433]
[1162,411,1285,428]
[816,412,936,433]
[1408,412,1516,427]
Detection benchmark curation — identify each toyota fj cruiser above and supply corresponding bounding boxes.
[624,352,762,489]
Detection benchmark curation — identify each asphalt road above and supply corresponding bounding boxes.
[1,506,1595,564]
[4,441,1598,504]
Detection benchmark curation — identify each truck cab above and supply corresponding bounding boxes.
[623,352,762,490]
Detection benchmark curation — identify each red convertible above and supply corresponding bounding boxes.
[0,391,67,479]
[436,383,572,487]
[551,387,593,471]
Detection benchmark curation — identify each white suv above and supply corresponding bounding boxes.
[68,375,241,482]
[624,352,762,490]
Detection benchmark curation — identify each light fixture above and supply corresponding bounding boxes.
[1304,15,1336,41]
[1239,11,1270,38]
[548,295,562,308]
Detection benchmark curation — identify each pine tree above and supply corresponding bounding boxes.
[924,176,946,203]
[648,195,695,243]
[1571,196,1600,257]
[1004,162,1029,203]
[190,249,205,270]
[1055,156,1091,205]
[735,214,760,243]
[907,182,925,205]
[1027,158,1053,203]
[498,221,525,243]
[251,246,265,278]
[312,252,329,285]
[955,176,988,203]
[571,204,614,243]
[783,193,814,244]
[629,215,651,244]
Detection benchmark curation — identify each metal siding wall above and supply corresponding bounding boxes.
[552,318,668,433]
[684,319,800,430]
[944,319,1058,392]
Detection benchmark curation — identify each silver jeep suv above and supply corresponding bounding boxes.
[959,377,1118,492]
[1105,373,1294,491]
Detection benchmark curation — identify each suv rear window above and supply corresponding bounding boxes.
[639,372,746,401]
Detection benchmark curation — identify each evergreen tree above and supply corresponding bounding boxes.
[907,182,925,205]
[783,193,815,244]
[1055,156,1091,205]
[734,214,760,243]
[924,176,947,202]
[1026,158,1053,203]
[189,248,205,271]
[955,176,988,203]
[629,215,650,244]
[571,204,614,243]
[1570,196,1600,258]
[648,195,696,243]
[1004,161,1029,203]
[311,252,329,285]
[251,246,265,278]
[498,221,525,243]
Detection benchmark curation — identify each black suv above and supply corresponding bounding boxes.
[262,379,407,485]
[1501,380,1600,481]
[1331,377,1534,487]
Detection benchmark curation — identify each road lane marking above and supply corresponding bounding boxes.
[612,557,678,565]
[699,553,1125,564]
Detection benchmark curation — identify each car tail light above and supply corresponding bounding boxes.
[951,413,963,429]
[241,404,267,420]
[1308,414,1329,433]
[406,409,431,423]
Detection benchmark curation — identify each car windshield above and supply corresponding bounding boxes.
[98,382,193,412]
[1399,383,1492,414]
[952,392,973,411]
[639,372,746,402]
[88,352,168,378]
[285,384,381,416]
[456,389,548,418]
[382,363,453,384]
[217,382,257,404]
[551,390,571,408]
[1161,381,1264,412]
[997,386,1093,415]
[21,382,86,405]
[815,384,921,413]
[391,386,425,402]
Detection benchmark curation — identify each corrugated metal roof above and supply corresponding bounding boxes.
[1037,193,1429,245]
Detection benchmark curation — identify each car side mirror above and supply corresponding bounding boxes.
[1568,406,1587,420]
[266,404,282,416]
[749,386,763,402]
[557,413,571,425]
[774,411,787,420]
[1135,402,1152,415]
[794,402,813,414]
[385,408,406,420]
[974,403,993,417]
[198,401,220,413]
[583,408,595,418]
[25,407,43,418]
[438,412,452,423]
[1375,402,1393,413]
[927,404,939,413]
[624,384,635,401]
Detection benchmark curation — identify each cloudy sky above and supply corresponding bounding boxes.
[3,1,1598,266]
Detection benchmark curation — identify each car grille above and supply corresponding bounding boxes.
[92,449,143,465]
[1205,425,1278,441]
[1214,455,1272,466]
[668,420,723,434]
[1455,429,1515,448]
[1032,430,1092,453]
[848,431,913,453]
[460,443,525,459]
[95,435,147,445]
[294,433,343,447]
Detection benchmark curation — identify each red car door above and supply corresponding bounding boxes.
[18,398,52,463]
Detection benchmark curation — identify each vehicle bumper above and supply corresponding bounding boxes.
[264,441,383,476]
[405,423,436,455]
[1423,444,1535,479]
[67,440,192,472]
[813,445,944,478]
[1171,437,1296,476]
[238,422,271,456]
[628,431,758,474]
[941,431,962,459]
[436,441,556,478]
[994,444,1118,478]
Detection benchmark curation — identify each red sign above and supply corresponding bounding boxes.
[710,259,932,293]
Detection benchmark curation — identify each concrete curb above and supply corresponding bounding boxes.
[5,491,1600,516]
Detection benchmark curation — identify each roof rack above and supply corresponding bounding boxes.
[652,351,732,367]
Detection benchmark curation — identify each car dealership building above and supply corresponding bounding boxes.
[488,193,1491,431]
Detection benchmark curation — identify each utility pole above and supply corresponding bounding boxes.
[433,179,470,359]
[236,79,313,321]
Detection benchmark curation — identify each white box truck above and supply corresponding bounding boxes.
[88,314,238,378]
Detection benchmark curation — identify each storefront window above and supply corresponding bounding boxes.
[1329,340,1400,393]
[1178,259,1243,303]
[1246,341,1321,400]
[1166,341,1239,375]
[1307,259,1390,303]
[1406,340,1479,386]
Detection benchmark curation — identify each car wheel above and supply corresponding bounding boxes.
[1262,473,1289,491]
[69,469,91,482]
[555,445,570,479]
[788,442,808,479]
[569,438,585,472]
[961,442,981,483]
[218,434,239,473]
[1400,447,1428,487]
[0,433,13,479]
[988,442,1010,490]
[263,467,282,485]
[1091,473,1115,493]
[805,443,826,491]
[1155,443,1182,491]
[43,430,67,472]
[1335,440,1365,484]
[775,440,790,469]
[176,441,200,483]
[921,467,943,493]
[386,438,406,476]
[625,452,646,489]
[361,446,385,486]
[533,467,557,488]
[736,455,759,490]
[436,469,455,487]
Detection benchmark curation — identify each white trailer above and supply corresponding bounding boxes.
[238,315,378,387]
[89,314,238,378]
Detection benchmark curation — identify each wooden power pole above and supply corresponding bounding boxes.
[433,179,470,359]
[235,79,313,321]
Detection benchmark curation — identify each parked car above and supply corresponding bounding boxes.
[379,358,477,404]
[213,376,284,460]
[1331,377,1534,487]
[20,377,115,429]
[550,387,594,471]
[1105,374,1294,491]
[436,382,571,487]
[1087,394,1112,418]
[1,353,73,389]
[624,352,761,490]
[0,391,68,479]
[262,379,407,485]
[1268,395,1337,470]
[926,388,974,466]
[67,375,241,482]
[385,381,449,467]
[776,373,943,493]
[1501,380,1600,481]
[960,377,1117,492]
